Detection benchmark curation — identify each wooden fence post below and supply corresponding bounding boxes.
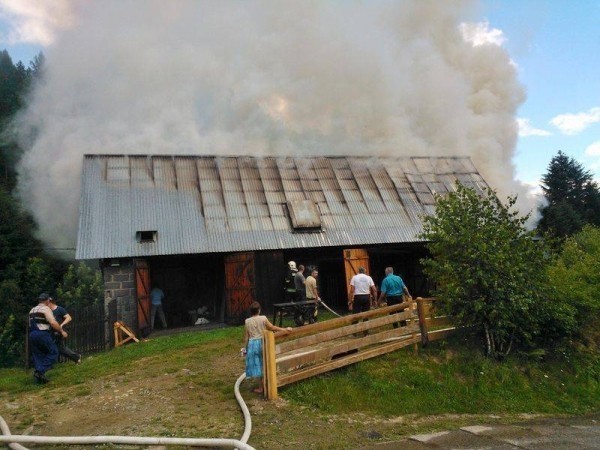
[416,297,429,346]
[263,330,278,400]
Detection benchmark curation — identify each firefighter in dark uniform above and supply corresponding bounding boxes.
[284,261,298,303]
[28,293,67,383]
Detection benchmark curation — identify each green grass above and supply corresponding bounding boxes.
[2,319,598,419]
[283,333,600,416]
[0,326,243,394]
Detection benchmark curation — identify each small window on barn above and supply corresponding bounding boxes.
[286,200,322,231]
[136,230,157,243]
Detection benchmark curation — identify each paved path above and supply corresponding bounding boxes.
[362,415,600,449]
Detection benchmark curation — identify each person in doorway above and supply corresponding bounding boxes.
[284,261,298,302]
[28,293,67,384]
[150,284,168,330]
[294,264,306,302]
[244,301,292,394]
[49,297,81,364]
[378,266,412,328]
[348,267,377,314]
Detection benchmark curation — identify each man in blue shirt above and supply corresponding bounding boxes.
[378,267,411,328]
[150,284,168,330]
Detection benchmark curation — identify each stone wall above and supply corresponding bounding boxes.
[102,259,137,331]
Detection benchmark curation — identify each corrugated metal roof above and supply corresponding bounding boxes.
[76,155,490,259]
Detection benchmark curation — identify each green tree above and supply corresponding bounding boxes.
[420,184,555,358]
[0,49,44,189]
[57,262,104,307]
[23,256,55,300]
[0,189,43,282]
[546,225,600,350]
[538,151,600,238]
[0,49,58,367]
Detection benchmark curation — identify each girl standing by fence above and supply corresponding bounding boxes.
[244,301,292,394]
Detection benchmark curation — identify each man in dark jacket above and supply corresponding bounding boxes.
[49,297,81,364]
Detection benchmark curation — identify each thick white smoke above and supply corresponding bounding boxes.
[15,0,531,253]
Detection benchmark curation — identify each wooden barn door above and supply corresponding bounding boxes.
[135,259,151,331]
[225,252,256,324]
[343,249,370,299]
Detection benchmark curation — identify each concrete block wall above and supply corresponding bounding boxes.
[102,259,137,331]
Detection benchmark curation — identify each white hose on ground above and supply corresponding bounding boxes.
[0,371,254,449]
[0,435,255,448]
[234,372,252,445]
[0,415,28,450]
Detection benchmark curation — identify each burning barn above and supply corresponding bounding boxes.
[75,154,489,332]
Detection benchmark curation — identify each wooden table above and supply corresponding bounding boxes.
[272,300,318,326]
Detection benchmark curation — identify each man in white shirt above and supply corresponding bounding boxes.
[28,293,67,384]
[349,267,377,313]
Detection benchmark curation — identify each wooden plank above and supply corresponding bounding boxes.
[277,336,420,387]
[224,252,256,323]
[277,323,420,372]
[135,259,151,331]
[343,248,370,301]
[429,317,453,328]
[428,327,456,342]
[276,309,416,354]
[263,331,278,400]
[416,297,429,345]
[274,302,412,341]
[114,321,139,347]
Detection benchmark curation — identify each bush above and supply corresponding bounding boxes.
[56,262,104,307]
[420,184,562,358]
[547,225,600,350]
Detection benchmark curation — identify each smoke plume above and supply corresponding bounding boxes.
[14,0,531,254]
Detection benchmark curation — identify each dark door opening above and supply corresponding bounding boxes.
[148,254,224,328]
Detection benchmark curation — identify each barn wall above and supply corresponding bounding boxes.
[254,250,286,313]
[97,243,431,335]
[102,258,137,330]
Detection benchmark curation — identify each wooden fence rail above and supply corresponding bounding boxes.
[263,297,454,400]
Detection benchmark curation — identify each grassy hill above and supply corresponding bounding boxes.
[0,321,598,449]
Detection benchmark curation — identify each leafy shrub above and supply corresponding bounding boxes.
[56,262,104,307]
[420,184,564,358]
[547,225,600,350]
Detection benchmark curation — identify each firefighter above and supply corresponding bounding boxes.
[284,260,298,302]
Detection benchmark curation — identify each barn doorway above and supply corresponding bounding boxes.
[144,254,225,329]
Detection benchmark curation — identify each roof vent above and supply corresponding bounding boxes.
[286,200,322,231]
[136,230,157,243]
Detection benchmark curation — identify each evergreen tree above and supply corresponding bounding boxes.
[0,49,44,189]
[538,151,600,238]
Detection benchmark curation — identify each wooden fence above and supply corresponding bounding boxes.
[263,297,454,400]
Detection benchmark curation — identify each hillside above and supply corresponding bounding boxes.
[1,325,598,449]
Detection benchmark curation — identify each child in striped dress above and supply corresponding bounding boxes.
[244,301,292,394]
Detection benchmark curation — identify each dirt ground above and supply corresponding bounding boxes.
[0,338,558,450]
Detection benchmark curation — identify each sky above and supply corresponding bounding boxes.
[481,0,600,189]
[0,0,598,249]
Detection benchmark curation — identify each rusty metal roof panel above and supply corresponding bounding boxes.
[76,155,489,259]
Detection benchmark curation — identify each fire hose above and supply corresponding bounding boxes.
[0,372,254,449]
[1,303,342,448]
[318,298,343,318]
